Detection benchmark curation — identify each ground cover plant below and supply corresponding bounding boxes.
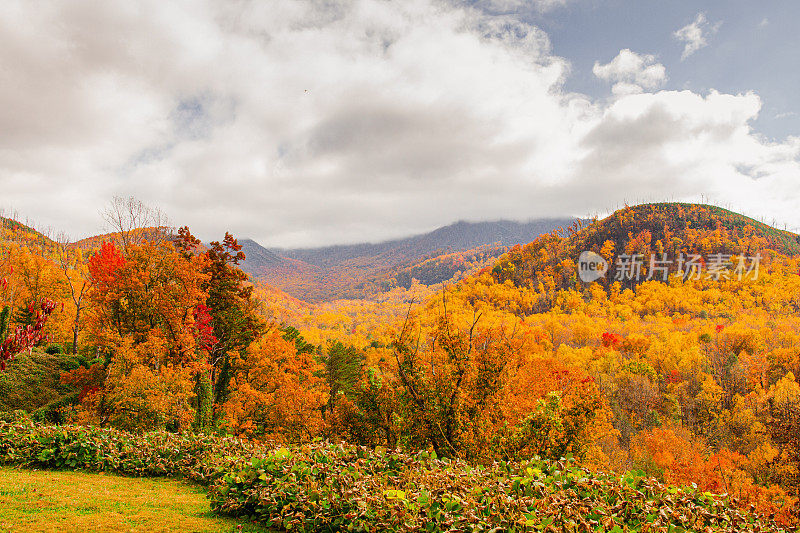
[0,419,260,485]
[0,421,794,532]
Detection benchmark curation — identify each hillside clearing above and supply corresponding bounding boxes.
[0,467,268,533]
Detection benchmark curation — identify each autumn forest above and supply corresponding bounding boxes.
[2,200,799,531]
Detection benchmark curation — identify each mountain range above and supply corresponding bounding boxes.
[238,218,578,301]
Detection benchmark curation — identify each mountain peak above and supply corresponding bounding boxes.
[240,217,579,301]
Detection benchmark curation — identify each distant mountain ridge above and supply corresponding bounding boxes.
[238,218,579,302]
[490,203,800,308]
[276,218,575,266]
[237,239,286,267]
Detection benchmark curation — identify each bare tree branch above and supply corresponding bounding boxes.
[101,196,173,252]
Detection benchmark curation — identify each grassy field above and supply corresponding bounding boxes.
[0,467,269,533]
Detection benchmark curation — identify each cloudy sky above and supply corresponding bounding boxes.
[1,0,799,247]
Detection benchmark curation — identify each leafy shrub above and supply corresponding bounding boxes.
[208,443,795,532]
[57,354,88,372]
[0,420,260,485]
[45,343,64,355]
[0,422,793,532]
[30,392,80,424]
[0,410,29,423]
[0,350,77,413]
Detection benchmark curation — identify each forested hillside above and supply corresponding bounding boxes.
[239,218,576,301]
[1,202,799,529]
[492,203,800,301]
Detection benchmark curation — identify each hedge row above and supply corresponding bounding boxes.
[0,419,260,485]
[0,421,793,533]
[207,444,793,533]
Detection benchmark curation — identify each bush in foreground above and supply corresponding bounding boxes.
[208,444,796,532]
[0,419,260,484]
[0,421,795,532]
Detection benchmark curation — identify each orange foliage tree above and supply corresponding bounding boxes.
[78,240,208,430]
[222,327,326,442]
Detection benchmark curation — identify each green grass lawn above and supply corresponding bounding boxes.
[0,467,269,533]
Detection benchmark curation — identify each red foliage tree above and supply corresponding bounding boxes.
[0,298,57,370]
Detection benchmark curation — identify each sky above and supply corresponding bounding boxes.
[1,0,798,247]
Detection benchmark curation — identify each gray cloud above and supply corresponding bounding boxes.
[0,0,798,246]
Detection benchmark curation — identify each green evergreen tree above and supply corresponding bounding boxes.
[321,341,365,412]
[194,371,214,432]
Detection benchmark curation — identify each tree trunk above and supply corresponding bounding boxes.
[72,307,81,354]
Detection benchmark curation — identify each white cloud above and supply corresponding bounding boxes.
[472,0,571,14]
[674,13,721,60]
[0,0,798,247]
[593,49,667,95]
